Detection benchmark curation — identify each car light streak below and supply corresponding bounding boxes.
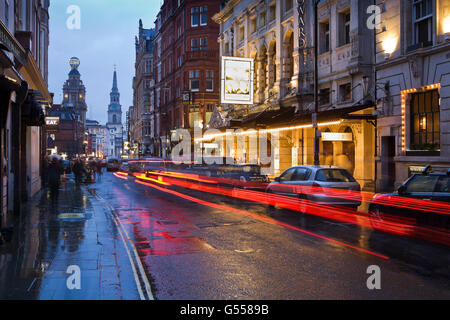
[114,170,450,245]
[148,174,450,246]
[113,172,128,180]
[133,173,171,186]
[134,179,390,260]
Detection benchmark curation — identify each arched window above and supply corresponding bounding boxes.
[113,114,117,123]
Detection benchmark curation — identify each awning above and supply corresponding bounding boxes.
[235,101,375,129]
[0,74,28,128]
[21,91,45,126]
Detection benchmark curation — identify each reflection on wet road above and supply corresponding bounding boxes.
[93,172,450,299]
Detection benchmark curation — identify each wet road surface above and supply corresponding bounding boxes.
[91,172,450,299]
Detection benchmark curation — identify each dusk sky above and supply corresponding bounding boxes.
[48,0,162,125]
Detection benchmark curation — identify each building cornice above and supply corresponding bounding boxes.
[212,0,240,24]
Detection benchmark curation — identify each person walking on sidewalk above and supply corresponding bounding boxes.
[95,160,103,182]
[72,159,86,184]
[42,155,50,188]
[48,157,62,204]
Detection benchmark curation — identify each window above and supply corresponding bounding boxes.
[293,168,310,181]
[200,37,208,50]
[315,169,356,182]
[279,168,296,182]
[259,11,266,28]
[320,21,330,54]
[206,71,214,92]
[191,38,199,51]
[189,70,200,91]
[410,90,440,150]
[250,17,257,34]
[412,0,433,47]
[239,26,245,41]
[405,175,439,193]
[319,88,331,106]
[269,4,276,21]
[284,0,293,13]
[339,83,351,102]
[5,0,9,26]
[145,60,152,73]
[200,6,208,26]
[191,7,199,27]
[339,11,351,46]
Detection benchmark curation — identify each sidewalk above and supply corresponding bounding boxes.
[0,174,140,300]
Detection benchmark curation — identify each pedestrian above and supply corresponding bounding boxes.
[42,155,50,188]
[48,157,62,205]
[96,160,103,181]
[72,158,85,184]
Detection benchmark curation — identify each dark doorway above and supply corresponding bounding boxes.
[380,136,396,192]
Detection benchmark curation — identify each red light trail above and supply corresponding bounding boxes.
[134,179,390,260]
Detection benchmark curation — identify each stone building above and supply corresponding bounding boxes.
[61,57,88,155]
[86,119,107,158]
[1,0,52,229]
[375,0,450,191]
[210,0,377,190]
[106,68,124,158]
[131,20,155,156]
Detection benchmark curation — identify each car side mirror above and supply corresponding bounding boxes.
[274,177,280,182]
[398,185,407,195]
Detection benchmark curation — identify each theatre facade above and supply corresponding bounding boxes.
[208,0,376,191]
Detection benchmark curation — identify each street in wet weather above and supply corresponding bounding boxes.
[0,169,449,300]
[1,0,450,302]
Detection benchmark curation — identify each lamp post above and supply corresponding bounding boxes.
[313,0,322,166]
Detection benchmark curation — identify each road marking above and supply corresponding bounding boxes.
[92,190,154,300]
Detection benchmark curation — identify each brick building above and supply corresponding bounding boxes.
[47,104,83,158]
[152,0,220,158]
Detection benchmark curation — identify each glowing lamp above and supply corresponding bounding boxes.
[383,37,397,59]
[444,17,450,41]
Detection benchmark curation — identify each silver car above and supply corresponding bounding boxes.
[266,166,361,208]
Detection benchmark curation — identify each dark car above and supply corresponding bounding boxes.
[369,166,450,230]
[215,164,270,190]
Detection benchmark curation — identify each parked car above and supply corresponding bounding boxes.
[119,160,130,173]
[266,166,361,208]
[106,158,120,172]
[369,166,450,230]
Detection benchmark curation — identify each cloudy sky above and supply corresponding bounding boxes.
[48,0,161,125]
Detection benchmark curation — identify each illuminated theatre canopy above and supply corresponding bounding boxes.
[221,56,254,105]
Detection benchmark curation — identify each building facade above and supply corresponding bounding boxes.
[106,68,124,158]
[131,20,155,157]
[210,0,377,190]
[375,0,450,191]
[86,119,107,158]
[1,0,52,229]
[60,57,88,156]
[46,104,83,159]
[152,0,221,158]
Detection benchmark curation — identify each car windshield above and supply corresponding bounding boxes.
[315,169,356,183]
[405,174,441,193]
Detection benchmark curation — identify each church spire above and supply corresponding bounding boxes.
[112,65,118,92]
